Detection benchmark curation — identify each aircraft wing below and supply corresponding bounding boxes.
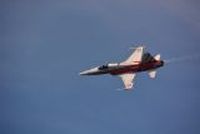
[121,46,144,65]
[119,73,136,90]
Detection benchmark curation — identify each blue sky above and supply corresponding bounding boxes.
[1,0,200,134]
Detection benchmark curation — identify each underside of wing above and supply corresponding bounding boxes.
[119,73,136,90]
[121,46,144,65]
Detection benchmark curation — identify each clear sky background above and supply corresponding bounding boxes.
[1,0,200,134]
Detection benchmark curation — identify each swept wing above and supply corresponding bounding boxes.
[121,46,144,65]
[119,73,136,89]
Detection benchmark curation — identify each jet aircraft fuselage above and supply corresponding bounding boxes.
[80,46,164,90]
[80,54,164,76]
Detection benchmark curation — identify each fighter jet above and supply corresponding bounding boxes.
[79,46,164,90]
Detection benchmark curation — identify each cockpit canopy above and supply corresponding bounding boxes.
[98,63,118,70]
[98,65,108,70]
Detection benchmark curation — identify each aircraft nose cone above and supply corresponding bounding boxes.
[79,70,88,75]
[79,67,99,75]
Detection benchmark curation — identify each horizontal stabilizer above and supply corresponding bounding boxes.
[148,70,157,78]
[154,54,161,61]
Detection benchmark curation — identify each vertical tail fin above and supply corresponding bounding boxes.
[120,46,144,65]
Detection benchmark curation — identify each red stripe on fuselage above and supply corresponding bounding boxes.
[110,61,162,75]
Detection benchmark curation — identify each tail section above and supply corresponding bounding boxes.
[147,54,161,78]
